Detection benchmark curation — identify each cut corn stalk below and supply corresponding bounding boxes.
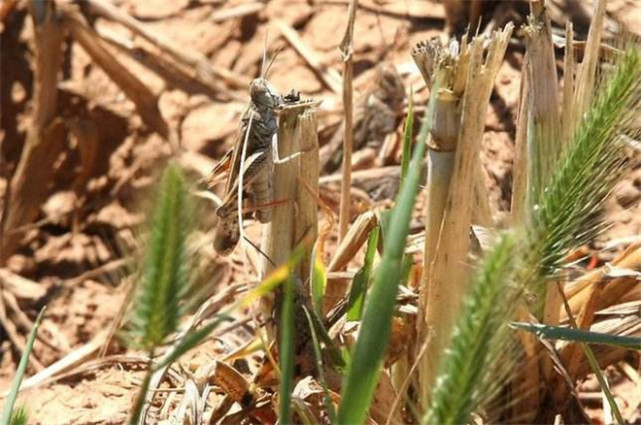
[510,56,530,224]
[416,24,513,399]
[523,7,562,199]
[260,102,319,340]
[573,0,607,125]
[561,22,576,145]
[412,36,466,402]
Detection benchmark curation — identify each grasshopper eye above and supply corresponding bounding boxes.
[250,79,280,108]
[249,79,266,99]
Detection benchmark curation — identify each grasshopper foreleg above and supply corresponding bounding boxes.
[271,133,315,165]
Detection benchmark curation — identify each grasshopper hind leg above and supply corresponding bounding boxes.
[242,150,273,224]
[249,174,272,223]
[213,202,240,256]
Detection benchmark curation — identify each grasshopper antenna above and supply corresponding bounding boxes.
[259,28,283,81]
[243,235,277,268]
[263,46,283,81]
[237,113,253,257]
[260,28,269,80]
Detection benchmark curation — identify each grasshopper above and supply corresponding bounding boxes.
[212,77,282,256]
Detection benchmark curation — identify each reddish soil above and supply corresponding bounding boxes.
[1,1,641,424]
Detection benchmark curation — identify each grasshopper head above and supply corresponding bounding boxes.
[250,78,281,109]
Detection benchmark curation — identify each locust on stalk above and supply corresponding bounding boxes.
[208,61,303,256]
[210,77,280,255]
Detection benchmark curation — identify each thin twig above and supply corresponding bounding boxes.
[61,6,170,139]
[84,0,249,90]
[210,2,264,23]
[274,19,342,94]
[338,0,357,242]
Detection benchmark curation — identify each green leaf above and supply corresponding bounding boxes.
[152,314,233,372]
[582,343,625,425]
[237,241,309,310]
[279,276,295,425]
[513,320,630,424]
[509,322,641,350]
[307,306,346,370]
[128,359,154,425]
[337,107,430,425]
[303,306,338,424]
[310,242,327,317]
[401,89,415,182]
[1,307,45,425]
[347,226,379,321]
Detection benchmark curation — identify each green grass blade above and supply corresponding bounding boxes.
[509,322,641,350]
[401,89,415,182]
[311,243,327,317]
[582,343,625,425]
[1,307,45,425]
[128,359,154,425]
[424,234,520,425]
[303,306,338,424]
[307,306,347,370]
[337,112,429,425]
[514,319,628,425]
[279,276,295,425]
[347,226,379,321]
[151,314,233,372]
[128,164,194,349]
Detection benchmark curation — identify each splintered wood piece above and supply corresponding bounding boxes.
[296,111,320,284]
[260,101,319,347]
[196,360,250,405]
[273,18,342,94]
[97,26,225,101]
[564,245,641,317]
[561,22,575,145]
[84,0,250,90]
[421,23,513,398]
[328,211,378,273]
[337,1,357,242]
[510,54,530,223]
[573,0,606,125]
[0,269,46,300]
[523,7,562,190]
[210,2,264,23]
[1,0,66,264]
[14,330,110,393]
[60,6,170,139]
[324,210,378,314]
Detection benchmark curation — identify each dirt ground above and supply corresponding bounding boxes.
[1,0,641,424]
